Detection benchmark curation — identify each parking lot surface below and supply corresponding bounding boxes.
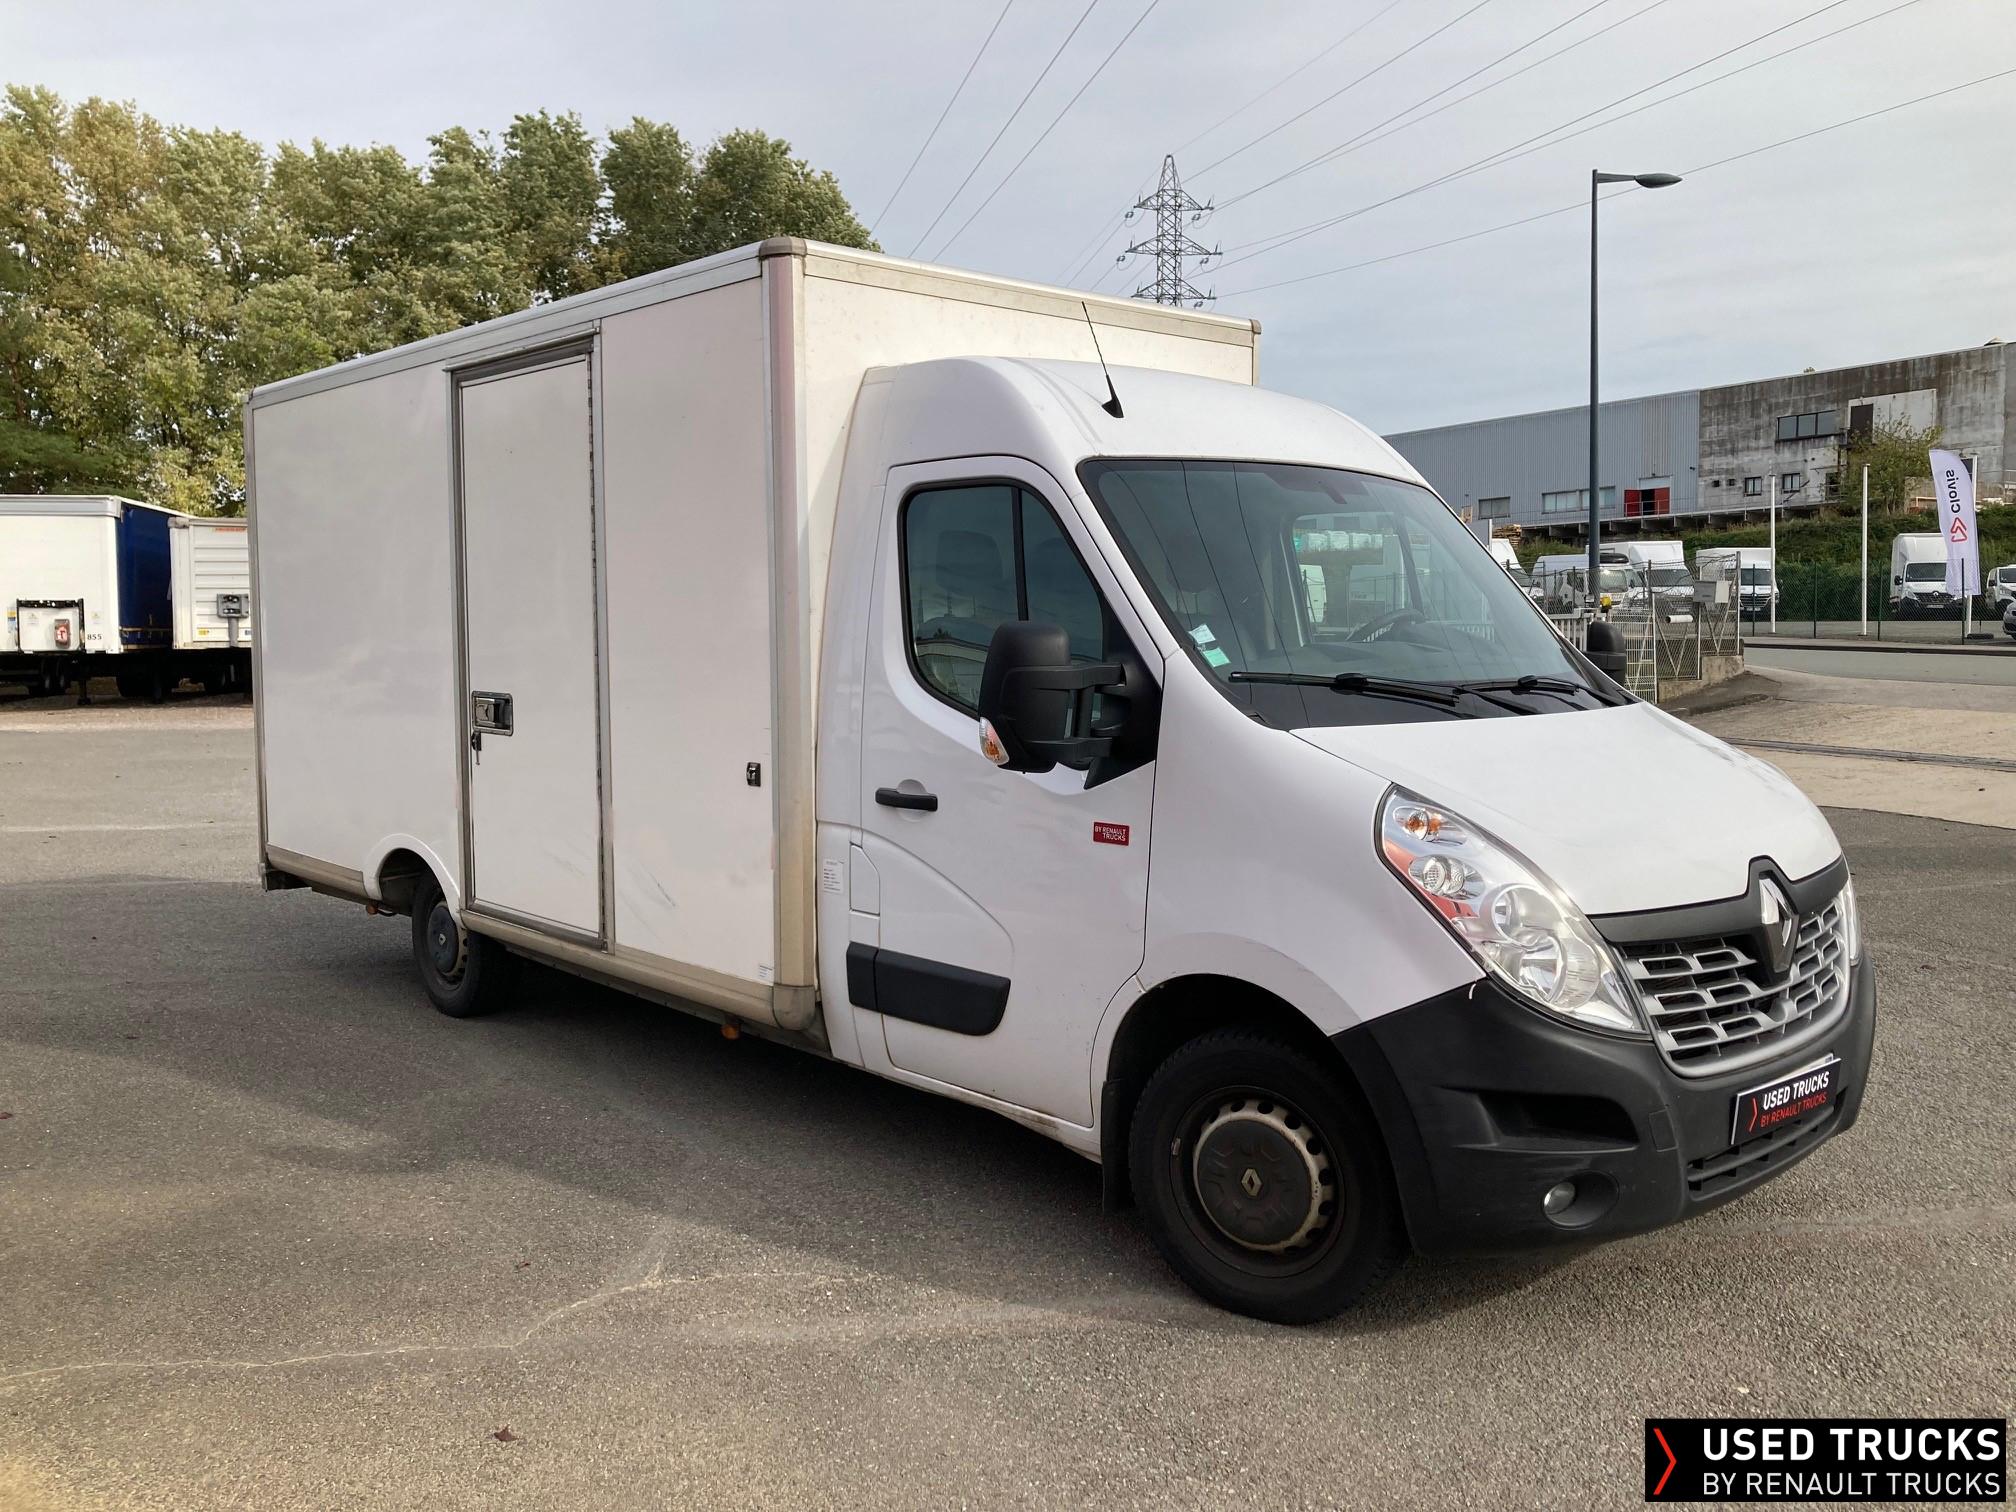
[2,709,2012,1510]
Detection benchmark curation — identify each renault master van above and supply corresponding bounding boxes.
[249,241,1874,1323]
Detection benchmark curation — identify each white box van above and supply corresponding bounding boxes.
[1531,549,1628,610]
[249,240,1872,1323]
[1695,546,1776,617]
[1619,540,1692,614]
[1890,532,1952,615]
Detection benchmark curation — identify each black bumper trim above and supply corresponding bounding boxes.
[1331,962,1875,1256]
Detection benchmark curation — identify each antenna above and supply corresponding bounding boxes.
[1080,302,1124,418]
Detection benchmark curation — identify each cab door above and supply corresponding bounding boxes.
[852,459,1157,1125]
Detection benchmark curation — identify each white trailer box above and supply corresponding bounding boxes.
[1,495,181,659]
[169,516,254,651]
[248,239,1256,1031]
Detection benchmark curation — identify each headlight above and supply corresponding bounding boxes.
[1841,875,1860,963]
[1378,789,1646,1035]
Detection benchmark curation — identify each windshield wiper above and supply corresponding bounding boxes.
[1452,674,1628,707]
[1228,670,1472,713]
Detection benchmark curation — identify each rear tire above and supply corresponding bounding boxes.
[1128,1031,1405,1324]
[410,873,511,1017]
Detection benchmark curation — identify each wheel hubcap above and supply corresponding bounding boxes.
[426,903,465,978]
[1191,1098,1333,1254]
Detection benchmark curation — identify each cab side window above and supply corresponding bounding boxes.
[903,483,1110,713]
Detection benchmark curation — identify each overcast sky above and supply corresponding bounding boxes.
[7,0,2013,433]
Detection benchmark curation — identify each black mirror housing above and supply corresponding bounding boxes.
[978,621,1123,773]
[1584,619,1628,683]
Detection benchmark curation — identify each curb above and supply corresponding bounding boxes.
[1744,637,2016,658]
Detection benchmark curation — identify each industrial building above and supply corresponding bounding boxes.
[1386,340,2012,539]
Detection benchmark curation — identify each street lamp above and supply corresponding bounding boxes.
[1588,169,1681,587]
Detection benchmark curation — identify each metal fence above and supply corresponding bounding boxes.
[1543,564,1744,699]
[1741,559,2011,643]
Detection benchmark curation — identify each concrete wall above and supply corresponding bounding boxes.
[1698,345,2009,516]
[1387,389,1700,532]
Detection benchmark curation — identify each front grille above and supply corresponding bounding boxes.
[1620,892,1850,1078]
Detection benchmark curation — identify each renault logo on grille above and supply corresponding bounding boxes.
[1758,878,1798,976]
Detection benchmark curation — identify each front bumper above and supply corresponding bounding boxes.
[1331,961,1875,1256]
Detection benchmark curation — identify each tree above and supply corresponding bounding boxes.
[1841,417,1943,516]
[0,89,877,511]
[502,111,601,302]
[686,129,877,261]
[599,117,696,280]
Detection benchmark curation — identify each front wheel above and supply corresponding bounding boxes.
[1129,1031,1405,1324]
[410,873,511,1017]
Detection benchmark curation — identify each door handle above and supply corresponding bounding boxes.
[875,786,938,812]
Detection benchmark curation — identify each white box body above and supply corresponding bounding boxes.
[247,240,1255,1025]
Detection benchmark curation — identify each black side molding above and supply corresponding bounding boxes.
[844,942,1008,1036]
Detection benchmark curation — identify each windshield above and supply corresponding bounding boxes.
[1646,566,1690,589]
[1078,460,1605,726]
[1740,566,1772,586]
[1905,561,1945,582]
[1507,564,1533,589]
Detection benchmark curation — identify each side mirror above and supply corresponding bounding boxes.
[977,621,1123,773]
[1585,620,1628,683]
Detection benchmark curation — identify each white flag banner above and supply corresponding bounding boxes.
[1930,448,1980,596]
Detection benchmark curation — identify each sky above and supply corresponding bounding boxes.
[6,0,2013,434]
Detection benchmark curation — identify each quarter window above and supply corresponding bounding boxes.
[901,483,1111,714]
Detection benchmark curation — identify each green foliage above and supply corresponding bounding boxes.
[0,87,877,512]
[1840,417,1943,513]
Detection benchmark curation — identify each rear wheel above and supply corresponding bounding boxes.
[410,873,511,1017]
[1128,1031,1405,1324]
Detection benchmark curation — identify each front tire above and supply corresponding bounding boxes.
[1129,1031,1405,1324]
[410,874,511,1017]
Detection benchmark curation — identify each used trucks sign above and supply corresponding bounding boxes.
[1929,448,1980,597]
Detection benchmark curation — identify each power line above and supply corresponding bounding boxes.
[1215,0,1893,273]
[1219,0,1676,213]
[1058,0,1637,290]
[1215,0,1633,210]
[1219,62,2016,296]
[906,0,1105,258]
[1057,207,1131,285]
[1172,0,1413,157]
[870,0,1017,237]
[933,0,1164,260]
[1190,0,1503,180]
[1051,2,1408,288]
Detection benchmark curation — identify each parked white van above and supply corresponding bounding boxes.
[248,241,1873,1323]
[1696,546,1777,617]
[1620,540,1693,614]
[1891,532,1954,615]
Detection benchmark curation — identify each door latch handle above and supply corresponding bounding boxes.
[875,786,938,812]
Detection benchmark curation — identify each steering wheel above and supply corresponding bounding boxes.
[1346,606,1428,643]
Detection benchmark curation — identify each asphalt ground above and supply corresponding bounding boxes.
[1,710,2012,1510]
